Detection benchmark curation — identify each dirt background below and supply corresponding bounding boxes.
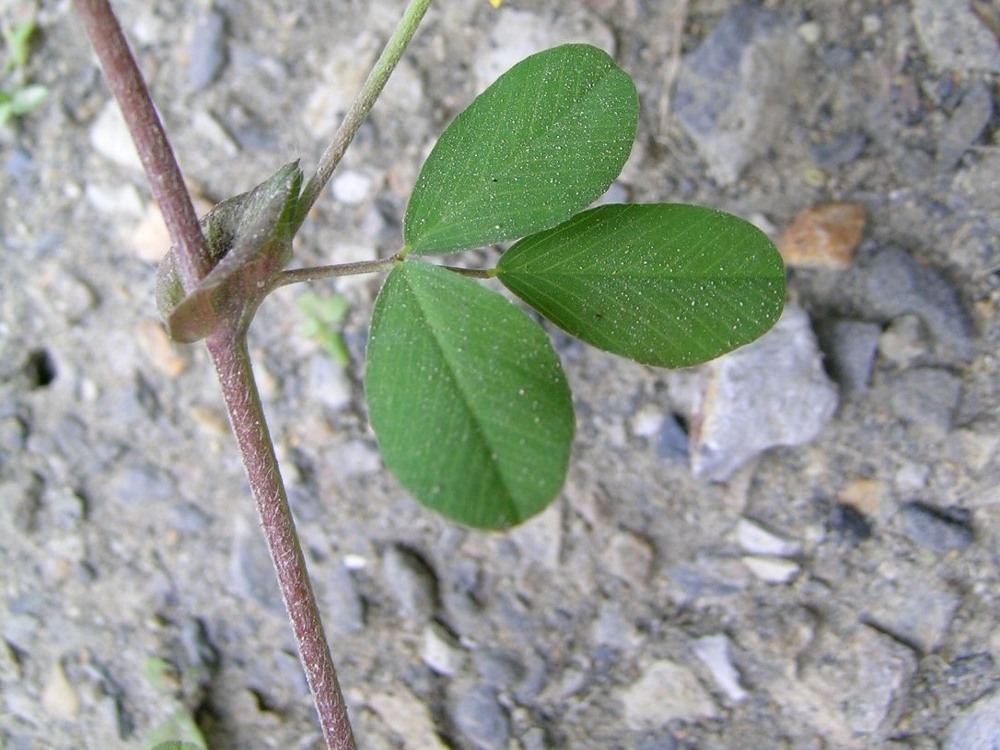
[3,0,1000,748]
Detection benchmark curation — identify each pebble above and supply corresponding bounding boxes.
[863,568,961,653]
[691,305,839,482]
[912,0,1000,72]
[791,624,916,737]
[657,413,690,462]
[666,555,750,605]
[509,499,562,571]
[862,247,974,363]
[135,318,188,377]
[332,170,375,205]
[741,555,800,584]
[302,33,380,139]
[619,658,719,730]
[131,195,215,264]
[899,502,974,554]
[592,599,642,651]
[599,530,655,585]
[451,684,510,750]
[472,649,527,690]
[191,110,239,157]
[630,405,664,438]
[44,485,86,530]
[325,562,365,634]
[307,353,352,412]
[944,690,1000,750]
[877,314,930,367]
[673,4,805,184]
[421,621,464,676]
[777,202,866,269]
[187,10,228,91]
[108,463,177,503]
[693,634,747,702]
[818,320,881,392]
[38,264,98,323]
[938,78,994,170]
[369,689,449,750]
[886,367,963,430]
[229,517,285,612]
[42,660,81,720]
[89,100,142,171]
[382,544,438,621]
[736,518,802,557]
[84,182,145,218]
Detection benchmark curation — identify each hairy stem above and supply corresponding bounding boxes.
[207,329,356,750]
[72,0,212,292]
[294,0,434,230]
[271,255,401,289]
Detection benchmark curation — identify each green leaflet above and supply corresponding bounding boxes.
[403,44,638,255]
[496,204,786,367]
[365,261,574,528]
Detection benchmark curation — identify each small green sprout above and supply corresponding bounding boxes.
[1,17,48,127]
[298,292,350,366]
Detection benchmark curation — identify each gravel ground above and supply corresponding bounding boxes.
[3,1,1000,748]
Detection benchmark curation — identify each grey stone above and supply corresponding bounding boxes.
[674,3,806,184]
[421,621,463,676]
[863,247,974,363]
[619,658,719,730]
[818,320,881,392]
[878,314,931,367]
[307,353,352,412]
[693,634,747,702]
[691,305,839,481]
[451,684,510,750]
[863,569,961,653]
[325,562,365,634]
[887,367,963,430]
[939,79,994,170]
[944,690,1000,750]
[899,502,973,554]
[229,518,284,612]
[472,648,527,690]
[188,11,228,90]
[108,463,176,503]
[89,100,142,171]
[912,0,1000,72]
[382,544,437,621]
[667,555,750,605]
[657,413,689,462]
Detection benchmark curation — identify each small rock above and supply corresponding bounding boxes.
[592,599,642,650]
[422,622,464,676]
[878,314,930,367]
[863,568,961,653]
[229,518,284,612]
[509,499,562,571]
[109,463,176,503]
[302,33,380,138]
[741,555,800,584]
[912,0,1000,72]
[788,624,916,737]
[307,353,352,412]
[630,405,664,437]
[382,544,438,621]
[674,4,805,184]
[42,660,80,720]
[899,502,974,554]
[777,202,866,269]
[828,502,874,546]
[131,195,215,264]
[619,659,719,730]
[809,131,868,168]
[369,689,449,750]
[188,10,228,91]
[667,555,750,605]
[191,110,239,157]
[325,563,365,634]
[332,170,375,205]
[38,264,97,323]
[657,413,690,462]
[84,182,145,217]
[944,690,1000,750]
[600,530,655,585]
[693,634,747,702]
[817,319,881,392]
[691,305,839,481]
[886,367,963,430]
[862,247,973,363]
[452,684,510,750]
[135,319,187,377]
[44,485,86,530]
[89,100,142,171]
[736,518,802,557]
[472,649,527,690]
[939,78,994,170]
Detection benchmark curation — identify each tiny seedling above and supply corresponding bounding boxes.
[71,0,785,746]
[0,14,48,127]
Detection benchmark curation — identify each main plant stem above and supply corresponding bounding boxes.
[207,330,355,750]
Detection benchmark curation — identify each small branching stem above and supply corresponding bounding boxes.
[272,256,401,289]
[71,0,212,292]
[294,0,435,229]
[206,330,356,750]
